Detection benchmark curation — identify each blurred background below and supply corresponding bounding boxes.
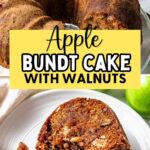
[140,0,150,14]
[140,0,150,74]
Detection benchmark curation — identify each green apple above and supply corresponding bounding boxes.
[126,76,150,118]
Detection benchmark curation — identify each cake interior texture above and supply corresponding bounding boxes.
[36,98,131,150]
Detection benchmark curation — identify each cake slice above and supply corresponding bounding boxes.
[36,98,131,150]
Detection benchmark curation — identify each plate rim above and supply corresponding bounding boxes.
[1,89,150,133]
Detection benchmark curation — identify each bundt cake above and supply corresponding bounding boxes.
[0,0,141,68]
[35,98,131,150]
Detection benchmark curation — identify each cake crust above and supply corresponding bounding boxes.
[17,142,29,150]
[79,0,141,29]
[36,98,131,150]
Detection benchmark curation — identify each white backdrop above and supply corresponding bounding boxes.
[140,0,150,14]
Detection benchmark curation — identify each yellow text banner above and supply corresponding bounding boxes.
[10,30,141,89]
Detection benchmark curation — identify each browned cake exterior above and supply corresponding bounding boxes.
[36,98,131,150]
[73,0,141,29]
[24,16,64,30]
[17,142,29,150]
[0,0,64,68]
[0,0,44,68]
[0,0,141,68]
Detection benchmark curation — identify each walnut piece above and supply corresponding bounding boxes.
[70,137,83,143]
[92,136,107,148]
[63,126,70,136]
[63,143,69,148]
[101,119,111,127]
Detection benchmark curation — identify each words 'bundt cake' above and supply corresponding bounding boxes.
[0,0,141,68]
[18,98,131,150]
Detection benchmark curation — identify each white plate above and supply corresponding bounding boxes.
[0,66,9,77]
[0,90,150,150]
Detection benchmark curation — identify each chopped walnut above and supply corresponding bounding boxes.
[101,119,111,127]
[78,142,84,147]
[107,16,115,21]
[92,136,107,148]
[70,137,83,143]
[102,107,108,112]
[63,143,69,148]
[63,126,70,136]
[100,135,106,139]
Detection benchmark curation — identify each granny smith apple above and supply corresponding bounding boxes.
[126,76,150,118]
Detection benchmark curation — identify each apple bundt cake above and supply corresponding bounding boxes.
[0,0,141,68]
[35,98,131,150]
[18,98,131,150]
